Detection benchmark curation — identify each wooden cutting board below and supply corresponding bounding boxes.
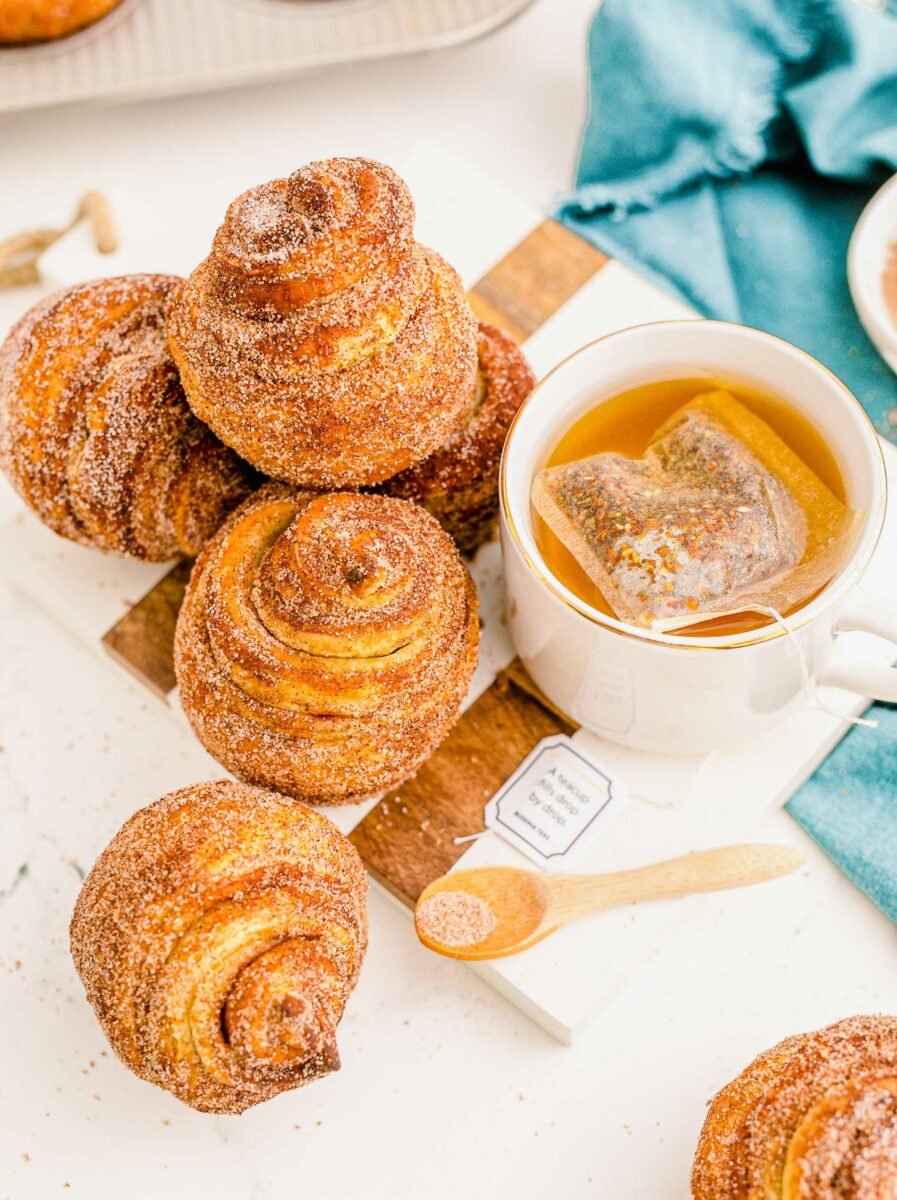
[101,219,607,904]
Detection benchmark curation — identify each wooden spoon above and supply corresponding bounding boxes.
[413,844,804,961]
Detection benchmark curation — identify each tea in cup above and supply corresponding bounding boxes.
[499,321,894,755]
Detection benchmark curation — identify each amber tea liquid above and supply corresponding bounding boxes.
[532,377,847,637]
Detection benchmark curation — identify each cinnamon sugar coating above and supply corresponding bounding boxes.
[692,1015,897,1198]
[0,0,123,42]
[70,781,368,1115]
[175,484,479,804]
[380,321,534,554]
[166,157,478,488]
[0,275,255,561]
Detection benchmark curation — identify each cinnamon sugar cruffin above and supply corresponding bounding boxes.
[380,321,535,555]
[692,1015,897,1198]
[175,483,480,804]
[70,781,368,1115]
[0,275,255,560]
[0,0,123,43]
[166,158,479,488]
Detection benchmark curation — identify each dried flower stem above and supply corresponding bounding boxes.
[0,190,118,290]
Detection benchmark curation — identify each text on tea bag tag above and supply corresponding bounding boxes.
[484,734,628,872]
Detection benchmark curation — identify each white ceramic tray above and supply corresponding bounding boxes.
[2,146,893,1043]
[0,0,533,114]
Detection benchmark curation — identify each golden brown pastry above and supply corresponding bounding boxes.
[70,780,368,1115]
[380,320,534,554]
[166,157,479,488]
[692,1015,897,1198]
[175,483,479,804]
[0,275,255,561]
[0,0,123,43]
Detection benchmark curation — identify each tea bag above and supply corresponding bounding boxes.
[532,390,857,631]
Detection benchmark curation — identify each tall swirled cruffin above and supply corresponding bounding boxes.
[692,1015,897,1199]
[70,781,368,1114]
[165,157,479,488]
[174,483,480,804]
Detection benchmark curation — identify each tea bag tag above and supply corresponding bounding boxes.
[484,734,628,872]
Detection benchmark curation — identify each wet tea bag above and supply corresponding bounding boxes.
[532,390,857,631]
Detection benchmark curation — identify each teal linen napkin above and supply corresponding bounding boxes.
[554,0,897,923]
[788,711,897,924]
[555,0,897,432]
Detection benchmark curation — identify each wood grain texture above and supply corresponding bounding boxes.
[101,559,192,698]
[349,663,577,906]
[468,219,608,342]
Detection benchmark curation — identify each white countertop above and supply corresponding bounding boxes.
[1,3,896,1196]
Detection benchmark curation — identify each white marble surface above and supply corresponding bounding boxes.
[1,3,897,1197]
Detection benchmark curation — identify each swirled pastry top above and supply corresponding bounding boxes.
[70,781,368,1114]
[175,484,479,803]
[210,156,419,318]
[166,158,478,487]
[692,1014,897,1199]
[0,274,254,560]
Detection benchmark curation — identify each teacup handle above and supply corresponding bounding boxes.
[817,591,897,703]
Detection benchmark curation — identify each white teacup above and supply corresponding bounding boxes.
[499,320,896,755]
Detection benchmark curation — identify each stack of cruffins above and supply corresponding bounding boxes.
[0,156,534,1113]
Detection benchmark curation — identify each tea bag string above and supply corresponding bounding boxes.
[752,605,879,731]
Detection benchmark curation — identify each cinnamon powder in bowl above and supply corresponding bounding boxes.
[883,243,897,334]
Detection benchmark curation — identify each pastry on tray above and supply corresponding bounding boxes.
[379,320,534,554]
[166,157,478,488]
[0,0,124,43]
[70,780,368,1115]
[0,274,255,560]
[175,483,479,804]
[692,1014,897,1198]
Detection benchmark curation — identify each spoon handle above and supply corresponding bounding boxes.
[545,844,804,921]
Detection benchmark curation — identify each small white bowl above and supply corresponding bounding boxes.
[848,172,897,376]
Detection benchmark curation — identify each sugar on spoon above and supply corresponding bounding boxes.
[414,844,804,961]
